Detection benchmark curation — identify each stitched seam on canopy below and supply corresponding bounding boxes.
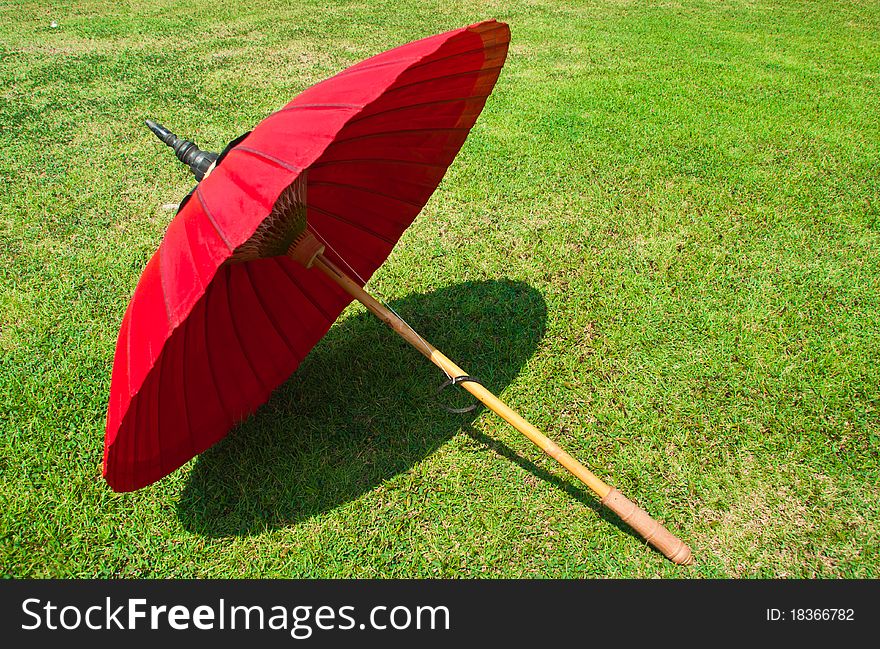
[307,180,426,208]
[331,23,505,78]
[274,260,335,322]
[362,39,505,79]
[344,93,490,126]
[151,331,166,483]
[119,378,139,488]
[266,258,322,356]
[310,157,449,170]
[233,147,304,173]
[333,56,420,77]
[125,311,134,398]
[178,309,195,461]
[307,203,396,244]
[224,267,270,391]
[326,126,472,148]
[196,188,234,251]
[157,245,175,329]
[272,103,361,115]
[372,65,504,98]
[415,37,508,69]
[242,263,301,361]
[106,24,506,489]
[203,285,231,423]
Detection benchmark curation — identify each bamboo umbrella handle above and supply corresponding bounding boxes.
[308,251,693,565]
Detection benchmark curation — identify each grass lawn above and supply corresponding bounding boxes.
[1,0,878,578]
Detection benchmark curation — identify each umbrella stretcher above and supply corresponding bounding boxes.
[105,20,692,565]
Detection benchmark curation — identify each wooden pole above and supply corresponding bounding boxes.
[307,249,693,565]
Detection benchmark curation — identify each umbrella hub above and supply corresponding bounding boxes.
[287,230,325,269]
[147,120,313,265]
[227,174,311,264]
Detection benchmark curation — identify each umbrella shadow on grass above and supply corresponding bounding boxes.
[177,279,635,540]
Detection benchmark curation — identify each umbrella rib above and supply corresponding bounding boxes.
[121,376,141,490]
[242,262,303,362]
[223,267,270,392]
[104,21,516,493]
[203,286,232,425]
[393,37,507,74]
[272,103,361,116]
[307,204,395,244]
[124,310,134,400]
[310,157,451,170]
[151,335,167,482]
[344,92,491,127]
[333,56,420,78]
[273,259,335,322]
[370,64,504,99]
[114,356,138,488]
[333,29,506,80]
[158,245,176,328]
[325,126,472,148]
[267,257,328,347]
[232,146,304,173]
[307,180,425,208]
[195,188,234,251]
[177,310,195,458]
[416,33,509,69]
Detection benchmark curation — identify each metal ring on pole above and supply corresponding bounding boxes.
[436,375,484,414]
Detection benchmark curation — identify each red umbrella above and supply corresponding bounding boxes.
[106,20,693,564]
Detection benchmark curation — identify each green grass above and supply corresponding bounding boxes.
[1,0,878,578]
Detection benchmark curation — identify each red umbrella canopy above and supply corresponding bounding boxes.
[104,20,511,491]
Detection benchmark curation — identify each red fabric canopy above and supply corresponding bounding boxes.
[104,20,511,491]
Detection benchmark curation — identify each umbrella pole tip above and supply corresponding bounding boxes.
[143,119,218,182]
[144,119,173,145]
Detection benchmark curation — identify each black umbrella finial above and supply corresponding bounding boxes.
[145,119,218,182]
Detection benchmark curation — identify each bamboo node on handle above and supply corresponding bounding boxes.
[305,251,695,565]
[601,488,693,565]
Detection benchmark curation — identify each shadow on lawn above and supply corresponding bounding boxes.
[177,279,635,541]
